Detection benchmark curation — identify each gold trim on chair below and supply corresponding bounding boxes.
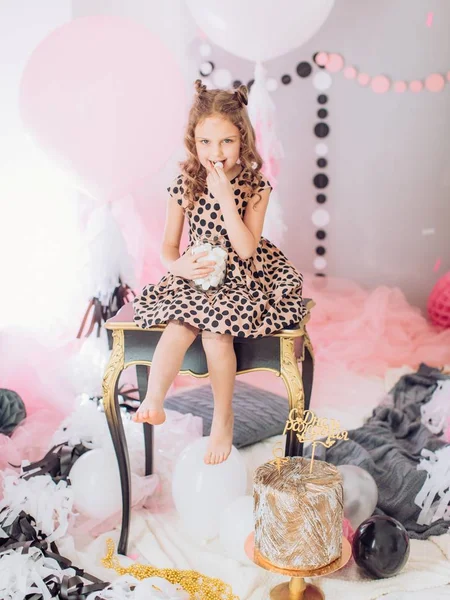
[123,360,282,379]
[102,330,125,422]
[279,337,305,414]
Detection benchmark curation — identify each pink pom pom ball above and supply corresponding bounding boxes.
[427,271,450,329]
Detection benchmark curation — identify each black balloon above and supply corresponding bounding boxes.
[352,516,410,578]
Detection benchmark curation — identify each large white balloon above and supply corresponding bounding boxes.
[219,495,254,565]
[69,448,123,519]
[186,0,335,63]
[338,465,379,530]
[172,437,247,541]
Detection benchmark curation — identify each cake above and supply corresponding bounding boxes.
[253,456,343,571]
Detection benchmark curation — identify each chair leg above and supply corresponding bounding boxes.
[280,337,305,457]
[136,365,154,476]
[102,330,131,556]
[302,333,314,413]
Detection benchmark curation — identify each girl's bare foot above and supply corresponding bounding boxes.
[204,412,234,465]
[132,397,166,425]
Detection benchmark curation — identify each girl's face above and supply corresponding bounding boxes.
[194,115,241,178]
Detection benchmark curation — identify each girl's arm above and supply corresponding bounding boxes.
[160,195,185,270]
[221,187,270,260]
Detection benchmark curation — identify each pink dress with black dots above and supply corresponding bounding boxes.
[133,172,307,338]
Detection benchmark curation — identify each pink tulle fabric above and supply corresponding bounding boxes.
[302,274,450,376]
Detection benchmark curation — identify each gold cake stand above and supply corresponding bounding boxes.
[245,533,352,600]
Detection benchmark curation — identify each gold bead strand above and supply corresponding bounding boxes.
[102,538,240,599]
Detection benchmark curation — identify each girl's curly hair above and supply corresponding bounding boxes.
[180,79,264,210]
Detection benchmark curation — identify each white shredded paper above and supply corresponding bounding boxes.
[0,473,73,542]
[415,446,450,525]
[0,546,76,600]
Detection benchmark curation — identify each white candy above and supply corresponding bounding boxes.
[193,242,228,291]
[215,247,227,258]
[214,161,223,168]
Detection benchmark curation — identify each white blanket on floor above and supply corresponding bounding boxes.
[59,368,450,600]
[61,435,450,600]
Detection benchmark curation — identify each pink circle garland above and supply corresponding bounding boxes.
[317,51,449,93]
[409,80,423,93]
[343,66,357,79]
[326,53,344,73]
[316,52,328,67]
[425,73,445,92]
[357,73,370,86]
[371,75,390,94]
[394,81,407,93]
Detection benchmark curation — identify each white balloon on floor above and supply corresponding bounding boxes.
[219,495,254,564]
[172,437,247,541]
[338,464,379,530]
[69,448,122,519]
[186,0,335,63]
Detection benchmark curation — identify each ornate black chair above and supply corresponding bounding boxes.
[102,299,314,553]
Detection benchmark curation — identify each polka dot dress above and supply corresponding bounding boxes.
[133,172,307,338]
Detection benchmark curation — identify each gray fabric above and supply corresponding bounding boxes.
[165,381,289,448]
[306,364,450,539]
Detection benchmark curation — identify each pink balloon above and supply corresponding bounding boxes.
[425,73,445,92]
[20,16,187,202]
[371,75,390,94]
[409,80,423,93]
[326,53,344,73]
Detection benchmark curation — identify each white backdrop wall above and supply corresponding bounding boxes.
[17,1,450,311]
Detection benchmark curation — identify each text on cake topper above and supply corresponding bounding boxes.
[283,409,349,473]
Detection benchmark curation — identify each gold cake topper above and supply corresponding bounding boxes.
[268,441,290,473]
[283,409,349,473]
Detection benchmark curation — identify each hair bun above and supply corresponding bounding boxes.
[235,85,248,106]
[194,79,207,95]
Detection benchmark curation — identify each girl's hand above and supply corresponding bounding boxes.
[206,161,234,203]
[169,250,216,281]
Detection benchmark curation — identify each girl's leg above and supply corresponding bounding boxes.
[133,320,199,425]
[201,331,236,465]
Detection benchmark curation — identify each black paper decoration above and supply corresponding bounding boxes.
[199,61,214,77]
[314,123,330,138]
[281,74,292,84]
[316,246,326,256]
[313,174,329,189]
[296,62,312,78]
[318,108,328,118]
[0,510,109,598]
[317,94,328,104]
[316,194,327,204]
[0,389,26,436]
[317,158,327,168]
[316,230,327,240]
[10,442,90,484]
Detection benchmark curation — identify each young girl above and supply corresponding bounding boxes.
[133,80,307,465]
